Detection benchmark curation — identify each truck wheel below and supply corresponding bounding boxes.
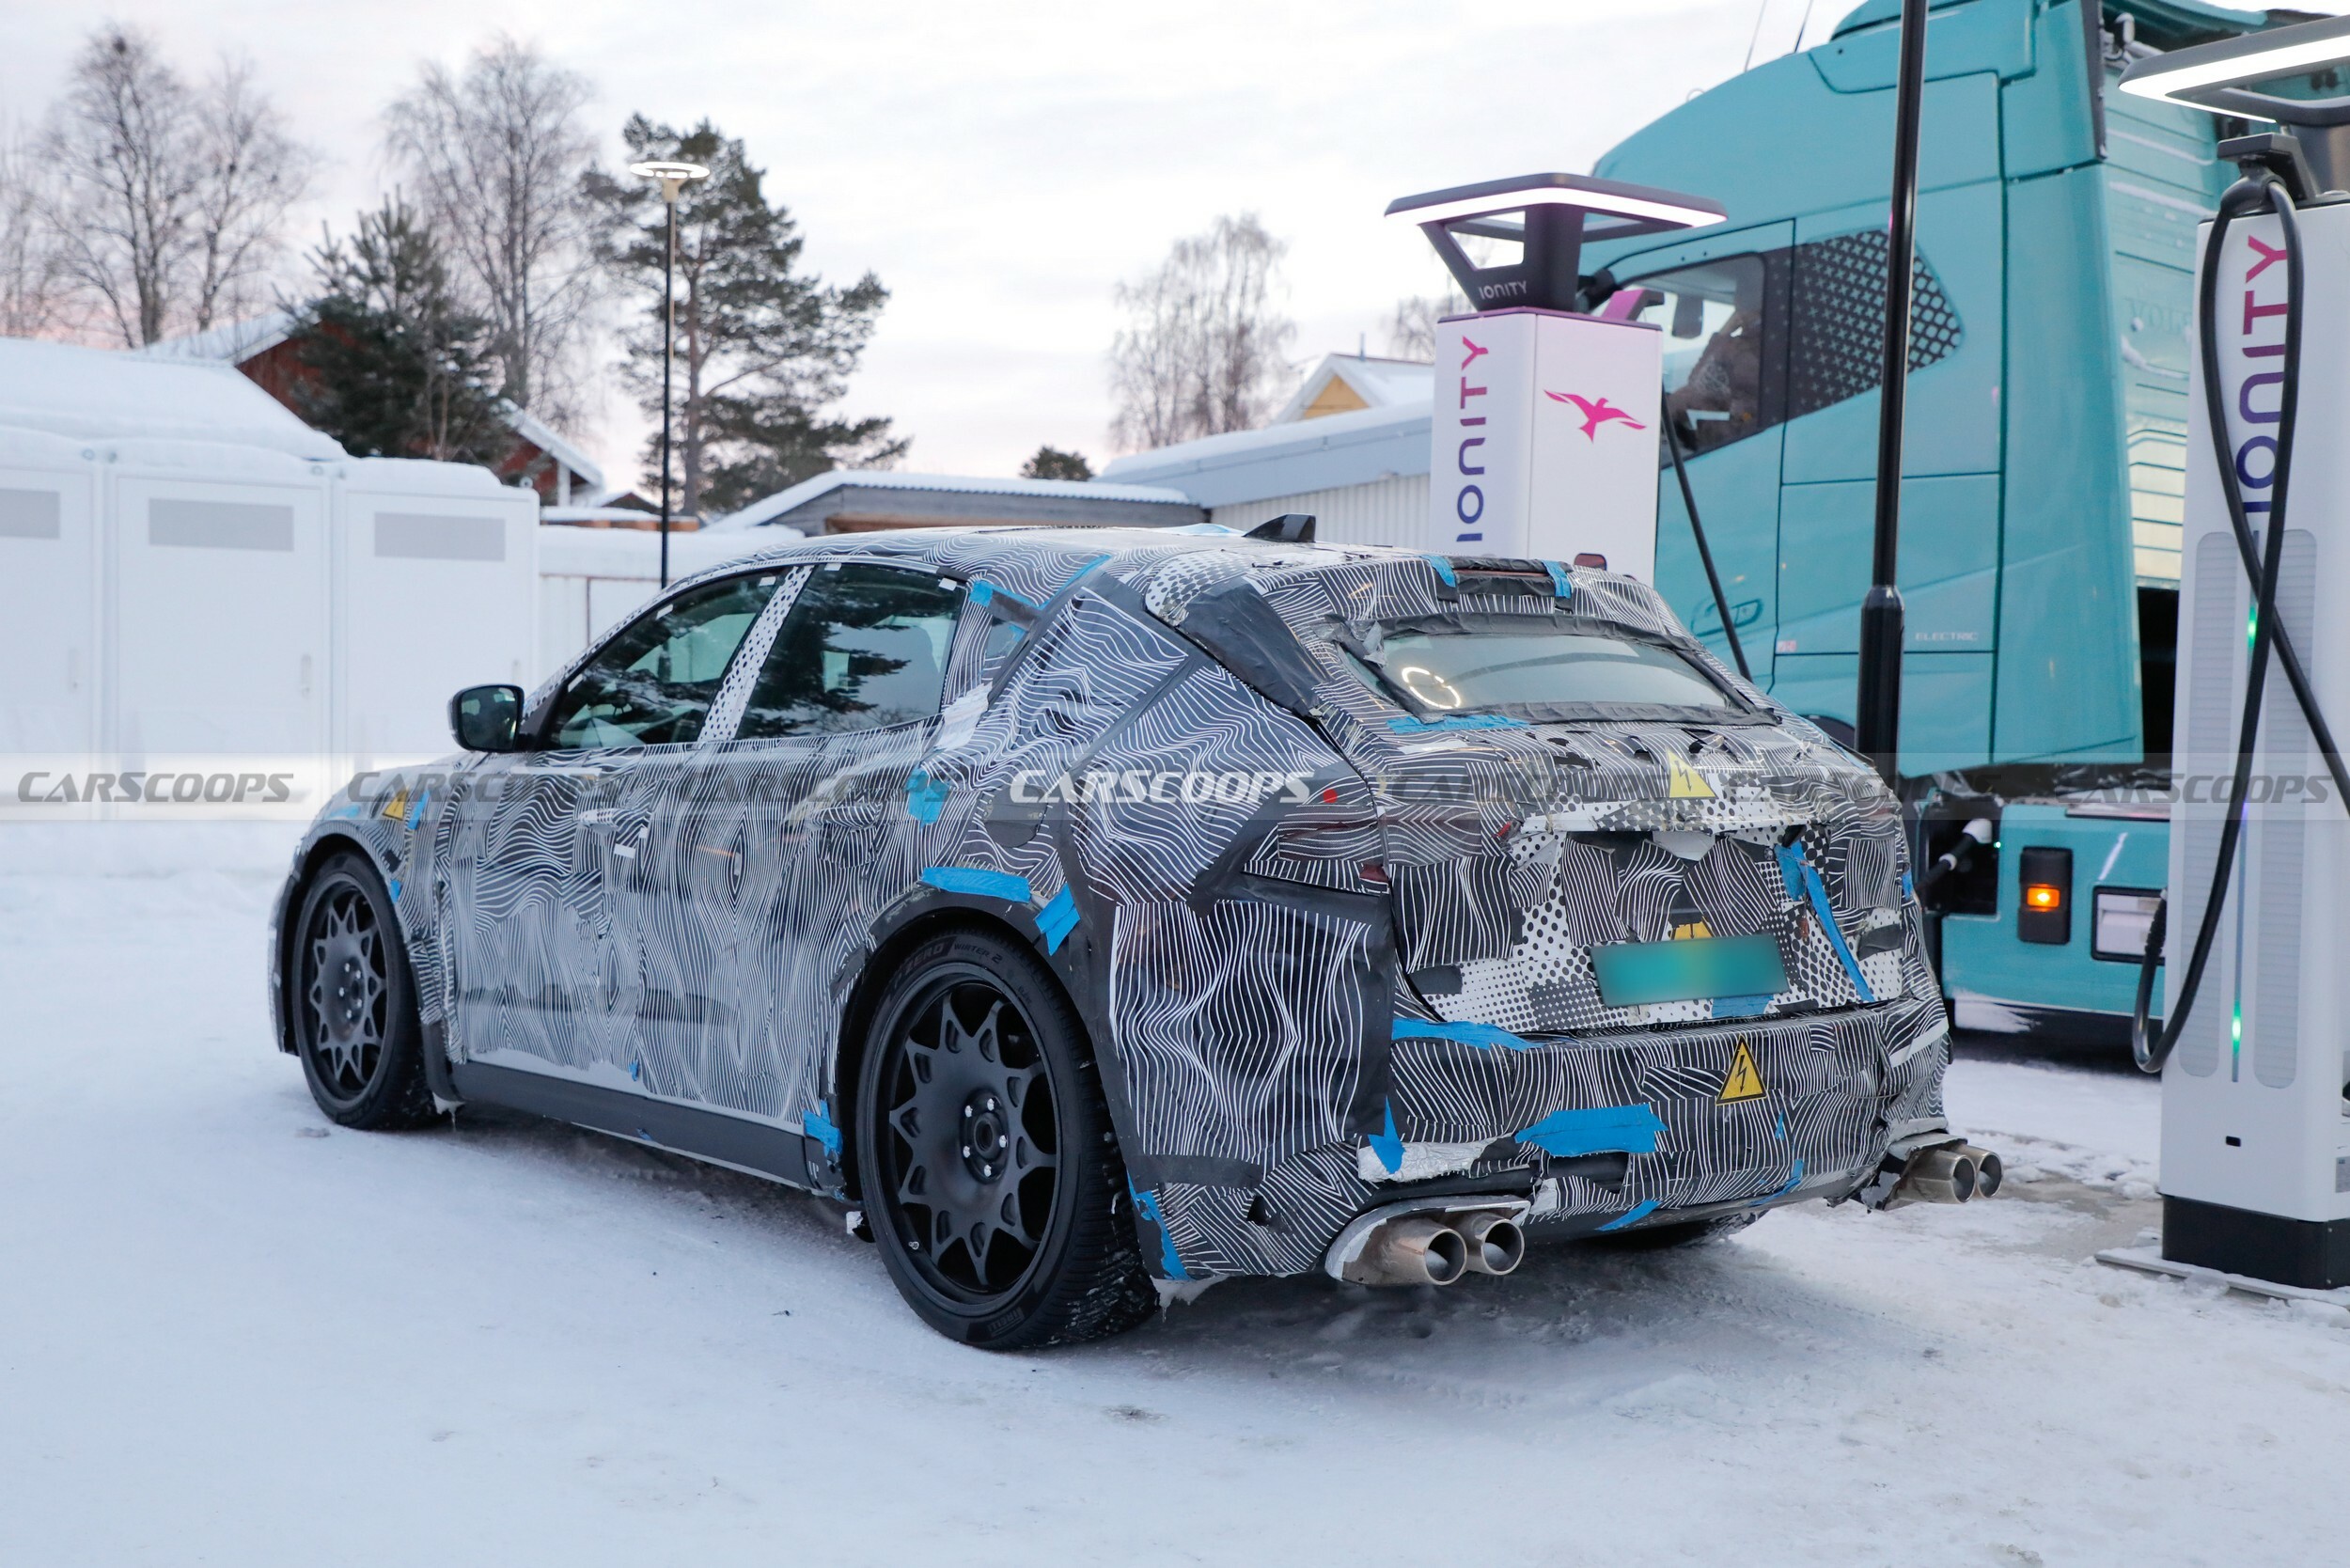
[290,852,437,1131]
[855,928,1154,1350]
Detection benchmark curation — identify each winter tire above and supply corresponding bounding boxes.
[855,927,1154,1350]
[290,852,436,1131]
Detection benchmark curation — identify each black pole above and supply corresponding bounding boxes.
[659,189,676,589]
[1856,0,1929,780]
[1663,416,1751,682]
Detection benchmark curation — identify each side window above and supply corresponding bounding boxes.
[1631,253,1775,457]
[734,563,964,740]
[543,572,779,749]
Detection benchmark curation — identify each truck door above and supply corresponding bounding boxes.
[1615,222,1793,682]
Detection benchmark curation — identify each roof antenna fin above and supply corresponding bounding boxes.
[1246,513,1316,542]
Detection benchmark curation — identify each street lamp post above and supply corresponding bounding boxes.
[627,159,711,588]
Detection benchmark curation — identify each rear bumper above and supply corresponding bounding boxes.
[1142,995,1950,1278]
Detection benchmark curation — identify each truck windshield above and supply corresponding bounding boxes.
[1355,624,1743,720]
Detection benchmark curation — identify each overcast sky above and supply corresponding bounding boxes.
[7,1,1879,487]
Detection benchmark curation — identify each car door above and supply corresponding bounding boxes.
[442,568,782,1085]
[631,558,966,1137]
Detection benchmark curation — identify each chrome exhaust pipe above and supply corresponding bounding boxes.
[1959,1143,2002,1198]
[1892,1144,1978,1205]
[1342,1216,1468,1286]
[1457,1211,1527,1276]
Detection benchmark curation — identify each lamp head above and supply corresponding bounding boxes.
[1386,172,1724,315]
[2117,15,2350,127]
[628,160,711,202]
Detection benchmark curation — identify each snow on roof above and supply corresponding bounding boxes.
[141,311,604,490]
[713,468,1198,530]
[1272,353,1434,424]
[504,404,604,492]
[134,309,296,366]
[0,335,346,459]
[1096,398,1430,509]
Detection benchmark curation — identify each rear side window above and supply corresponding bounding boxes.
[1622,235,1964,458]
[1354,622,1743,722]
[545,572,778,748]
[1634,253,1773,457]
[734,564,964,739]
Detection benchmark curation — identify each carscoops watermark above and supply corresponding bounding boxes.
[1007,769,1317,806]
[15,769,297,805]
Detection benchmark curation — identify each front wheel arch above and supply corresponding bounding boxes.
[274,829,396,1056]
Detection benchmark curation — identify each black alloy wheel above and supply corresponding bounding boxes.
[291,853,435,1130]
[856,928,1153,1349]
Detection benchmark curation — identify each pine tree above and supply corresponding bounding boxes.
[283,198,508,463]
[588,117,903,518]
[1019,446,1092,481]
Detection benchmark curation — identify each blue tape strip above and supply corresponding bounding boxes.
[1597,1200,1662,1233]
[1036,886,1080,953]
[1712,993,1774,1019]
[1367,1100,1404,1175]
[1901,870,1914,902]
[1387,713,1526,734]
[803,1104,843,1159]
[1392,1017,1541,1052]
[386,876,402,903]
[1128,1182,1189,1278]
[905,770,948,823]
[1755,1158,1806,1205]
[407,789,429,828]
[1423,555,1459,587]
[919,866,1033,902]
[969,577,1037,610]
[1543,560,1574,599]
[1774,841,1876,1003]
[1513,1104,1668,1157]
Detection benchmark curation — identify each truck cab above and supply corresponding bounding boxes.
[1580,0,2279,1042]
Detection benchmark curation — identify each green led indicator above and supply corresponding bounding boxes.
[2248,607,2259,650]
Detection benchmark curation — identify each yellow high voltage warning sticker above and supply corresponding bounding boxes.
[1666,752,1715,798]
[1718,1040,1766,1103]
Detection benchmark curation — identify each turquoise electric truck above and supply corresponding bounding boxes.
[1581,0,2300,1043]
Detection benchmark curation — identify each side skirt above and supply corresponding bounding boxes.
[448,1060,822,1189]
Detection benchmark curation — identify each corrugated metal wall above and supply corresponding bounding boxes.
[1208,475,1427,549]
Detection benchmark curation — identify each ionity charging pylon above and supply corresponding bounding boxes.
[2114,18,2350,1291]
[1387,173,1724,580]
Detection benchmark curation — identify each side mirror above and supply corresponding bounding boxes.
[450,684,525,752]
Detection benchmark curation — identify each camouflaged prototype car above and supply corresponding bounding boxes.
[271,525,1977,1348]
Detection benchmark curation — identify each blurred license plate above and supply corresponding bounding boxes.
[1590,933,1788,1007]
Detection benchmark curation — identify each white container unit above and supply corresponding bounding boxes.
[0,338,537,821]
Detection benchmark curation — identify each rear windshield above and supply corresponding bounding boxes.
[1351,622,1747,723]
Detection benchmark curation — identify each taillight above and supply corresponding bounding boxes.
[1246,817,1387,893]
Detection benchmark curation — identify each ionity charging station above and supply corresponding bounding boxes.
[1386,173,1725,579]
[2107,16,2350,1294]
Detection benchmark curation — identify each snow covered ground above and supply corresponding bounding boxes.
[6,831,2348,1567]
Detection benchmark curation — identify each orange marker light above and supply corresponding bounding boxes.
[2023,884,2063,912]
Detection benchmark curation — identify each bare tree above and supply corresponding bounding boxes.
[187,59,314,333]
[1109,213,1296,451]
[0,128,68,338]
[1383,290,1468,361]
[384,37,599,424]
[38,28,313,346]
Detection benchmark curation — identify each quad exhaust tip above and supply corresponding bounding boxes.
[1890,1141,2004,1205]
[1458,1212,1528,1276]
[1326,1202,1529,1286]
